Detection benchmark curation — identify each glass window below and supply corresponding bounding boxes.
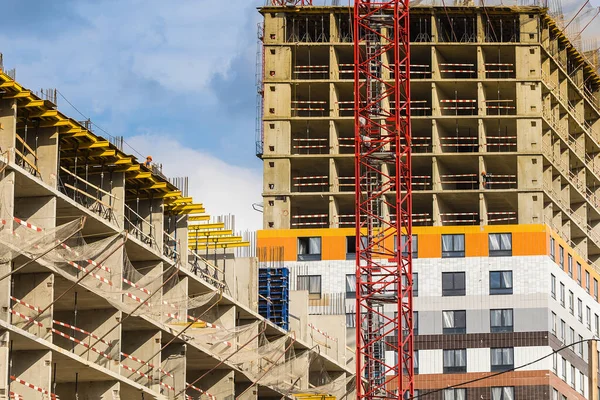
[551,312,557,335]
[297,237,322,261]
[345,274,363,298]
[443,349,467,373]
[586,270,590,293]
[345,312,355,328]
[560,283,565,307]
[571,365,575,387]
[552,388,558,400]
[550,237,556,261]
[580,372,584,394]
[560,319,565,343]
[560,246,565,269]
[576,260,581,285]
[399,234,418,258]
[491,387,514,400]
[489,233,512,256]
[578,334,583,356]
[569,328,575,349]
[595,278,598,301]
[401,273,418,297]
[490,271,513,295]
[595,314,599,336]
[443,388,466,400]
[443,310,467,334]
[442,272,466,296]
[491,348,514,372]
[578,298,583,322]
[561,357,567,380]
[346,236,368,260]
[442,234,465,258]
[551,274,556,299]
[569,291,574,314]
[553,354,558,374]
[491,309,513,333]
[414,311,419,335]
[587,306,591,330]
[297,275,322,299]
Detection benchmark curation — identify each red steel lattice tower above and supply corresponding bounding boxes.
[354,0,413,398]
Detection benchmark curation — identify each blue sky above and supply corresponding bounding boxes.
[1,0,265,231]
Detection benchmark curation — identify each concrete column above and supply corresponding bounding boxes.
[193,370,234,399]
[56,381,120,400]
[10,349,52,400]
[0,331,9,397]
[35,126,59,188]
[121,330,161,391]
[163,275,188,325]
[0,99,16,152]
[161,343,186,399]
[0,172,14,327]
[12,273,53,340]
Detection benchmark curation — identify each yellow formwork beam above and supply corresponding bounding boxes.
[188,241,250,250]
[188,215,210,222]
[20,100,45,108]
[188,223,225,230]
[188,230,234,237]
[188,236,243,243]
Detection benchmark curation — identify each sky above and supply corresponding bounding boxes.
[1,0,599,231]
[0,0,265,232]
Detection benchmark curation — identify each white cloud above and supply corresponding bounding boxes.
[127,135,263,233]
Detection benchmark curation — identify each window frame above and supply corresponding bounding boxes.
[490,308,514,333]
[560,282,565,307]
[578,298,583,322]
[397,234,418,259]
[345,236,368,260]
[296,275,322,299]
[576,260,581,285]
[443,388,466,400]
[595,278,598,301]
[490,347,514,372]
[443,349,467,373]
[569,290,574,314]
[551,274,556,299]
[550,237,556,261]
[442,310,467,334]
[488,233,512,257]
[586,270,590,293]
[442,234,465,258]
[489,271,513,295]
[297,237,322,261]
[491,387,514,400]
[442,272,466,296]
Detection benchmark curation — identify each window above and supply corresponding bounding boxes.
[580,371,584,394]
[578,298,583,322]
[560,283,565,307]
[560,319,565,342]
[578,334,583,356]
[401,273,418,297]
[551,312,557,335]
[586,270,590,293]
[561,357,567,380]
[345,313,355,328]
[442,272,466,296]
[491,309,513,333]
[587,306,591,330]
[297,237,321,261]
[576,261,581,285]
[399,234,418,258]
[443,349,467,373]
[550,237,556,261]
[569,328,574,350]
[489,233,512,256]
[570,365,575,388]
[595,314,599,336]
[560,246,565,269]
[443,310,466,334]
[490,271,513,295]
[404,390,419,400]
[297,275,322,299]
[346,274,356,298]
[491,387,514,400]
[552,388,558,400]
[346,236,368,260]
[414,311,419,335]
[443,388,466,400]
[553,354,558,374]
[595,278,598,301]
[551,274,556,299]
[491,347,514,372]
[569,291,574,314]
[442,234,465,258]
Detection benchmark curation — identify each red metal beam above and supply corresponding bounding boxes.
[354,0,413,399]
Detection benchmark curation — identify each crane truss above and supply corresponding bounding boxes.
[354,0,413,399]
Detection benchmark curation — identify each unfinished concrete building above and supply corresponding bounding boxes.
[0,68,351,400]
[257,1,600,398]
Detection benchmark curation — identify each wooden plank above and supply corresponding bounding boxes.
[63,183,112,209]
[14,148,40,174]
[15,135,38,159]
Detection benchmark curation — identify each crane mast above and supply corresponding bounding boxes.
[354,0,413,399]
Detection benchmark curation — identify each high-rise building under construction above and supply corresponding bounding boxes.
[256,0,600,398]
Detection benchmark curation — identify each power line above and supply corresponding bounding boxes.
[409,337,598,399]
[55,90,146,159]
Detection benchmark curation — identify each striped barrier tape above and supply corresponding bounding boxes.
[159,381,175,391]
[187,382,217,400]
[10,296,44,313]
[308,323,338,342]
[51,328,112,360]
[53,320,111,346]
[122,278,152,295]
[10,376,59,399]
[9,392,23,400]
[9,309,44,327]
[120,363,150,379]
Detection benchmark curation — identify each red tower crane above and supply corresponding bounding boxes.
[271,0,313,5]
[354,0,413,399]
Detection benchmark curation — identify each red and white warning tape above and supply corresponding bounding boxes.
[51,328,112,360]
[10,296,44,313]
[159,381,176,391]
[187,382,217,400]
[53,320,111,346]
[9,392,24,400]
[308,323,338,342]
[120,363,150,379]
[10,376,59,399]
[122,278,152,295]
[13,217,43,232]
[9,309,43,327]
[292,214,328,219]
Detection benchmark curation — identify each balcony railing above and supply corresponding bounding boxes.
[124,204,155,247]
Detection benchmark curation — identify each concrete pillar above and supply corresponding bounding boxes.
[12,273,53,340]
[0,331,9,397]
[10,349,52,400]
[0,99,16,152]
[161,343,186,399]
[36,127,59,187]
[56,380,120,400]
[193,370,234,400]
[121,330,161,391]
[162,275,188,325]
[263,120,291,157]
